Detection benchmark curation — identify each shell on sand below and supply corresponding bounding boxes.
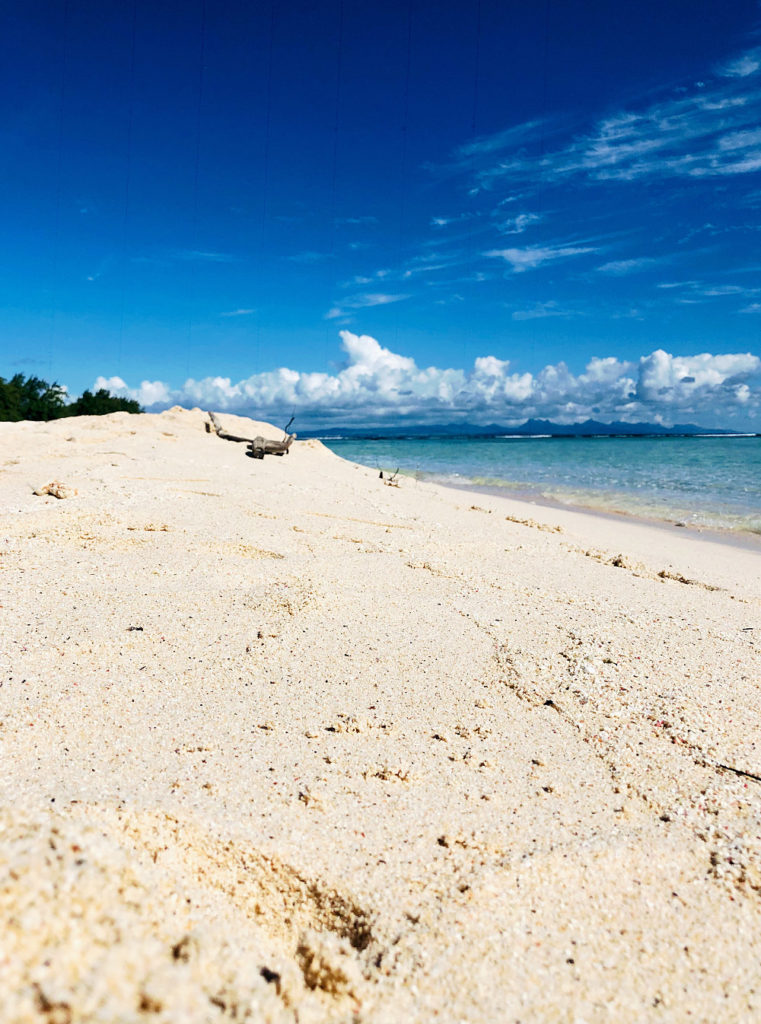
[33,480,77,499]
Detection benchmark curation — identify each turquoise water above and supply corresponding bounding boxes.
[323,435,761,536]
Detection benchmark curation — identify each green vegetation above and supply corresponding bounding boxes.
[67,387,142,417]
[0,373,142,421]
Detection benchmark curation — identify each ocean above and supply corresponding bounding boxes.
[322,435,761,537]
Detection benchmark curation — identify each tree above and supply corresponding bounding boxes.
[0,373,67,421]
[66,388,142,416]
[0,374,142,420]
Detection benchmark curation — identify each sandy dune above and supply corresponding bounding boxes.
[2,407,761,1022]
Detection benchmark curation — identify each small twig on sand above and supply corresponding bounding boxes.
[716,762,761,784]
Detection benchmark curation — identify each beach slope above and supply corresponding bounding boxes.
[2,408,761,1022]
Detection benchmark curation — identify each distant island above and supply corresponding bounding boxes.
[305,419,754,439]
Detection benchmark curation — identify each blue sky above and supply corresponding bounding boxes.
[1,0,760,427]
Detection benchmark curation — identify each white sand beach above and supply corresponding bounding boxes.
[2,407,761,1023]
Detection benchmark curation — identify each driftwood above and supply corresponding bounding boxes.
[206,411,296,459]
[248,435,295,459]
[379,468,400,487]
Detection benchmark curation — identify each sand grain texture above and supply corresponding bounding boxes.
[2,408,761,1022]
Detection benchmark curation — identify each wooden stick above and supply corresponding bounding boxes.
[207,411,252,443]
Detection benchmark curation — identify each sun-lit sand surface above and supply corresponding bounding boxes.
[3,407,761,1023]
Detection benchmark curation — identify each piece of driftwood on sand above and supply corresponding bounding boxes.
[206,411,296,459]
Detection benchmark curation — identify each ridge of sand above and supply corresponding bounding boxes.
[2,408,761,1022]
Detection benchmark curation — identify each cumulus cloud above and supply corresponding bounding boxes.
[635,350,759,408]
[96,332,761,428]
[94,375,172,408]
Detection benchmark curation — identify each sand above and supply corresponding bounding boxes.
[2,407,761,1023]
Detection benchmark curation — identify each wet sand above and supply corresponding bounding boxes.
[2,407,761,1022]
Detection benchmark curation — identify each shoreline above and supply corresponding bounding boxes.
[342,452,761,553]
[323,435,761,549]
[431,474,761,553]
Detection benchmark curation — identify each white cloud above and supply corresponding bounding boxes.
[97,333,761,428]
[430,212,476,228]
[172,249,237,263]
[341,269,391,288]
[497,212,542,235]
[717,127,761,151]
[452,119,548,162]
[718,50,761,79]
[449,45,761,194]
[655,280,761,303]
[511,301,575,320]
[635,350,759,405]
[597,257,663,275]
[95,375,128,391]
[220,308,255,317]
[325,293,410,320]
[699,285,748,296]
[94,375,172,408]
[485,243,596,272]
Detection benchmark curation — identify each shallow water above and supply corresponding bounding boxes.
[323,435,761,536]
